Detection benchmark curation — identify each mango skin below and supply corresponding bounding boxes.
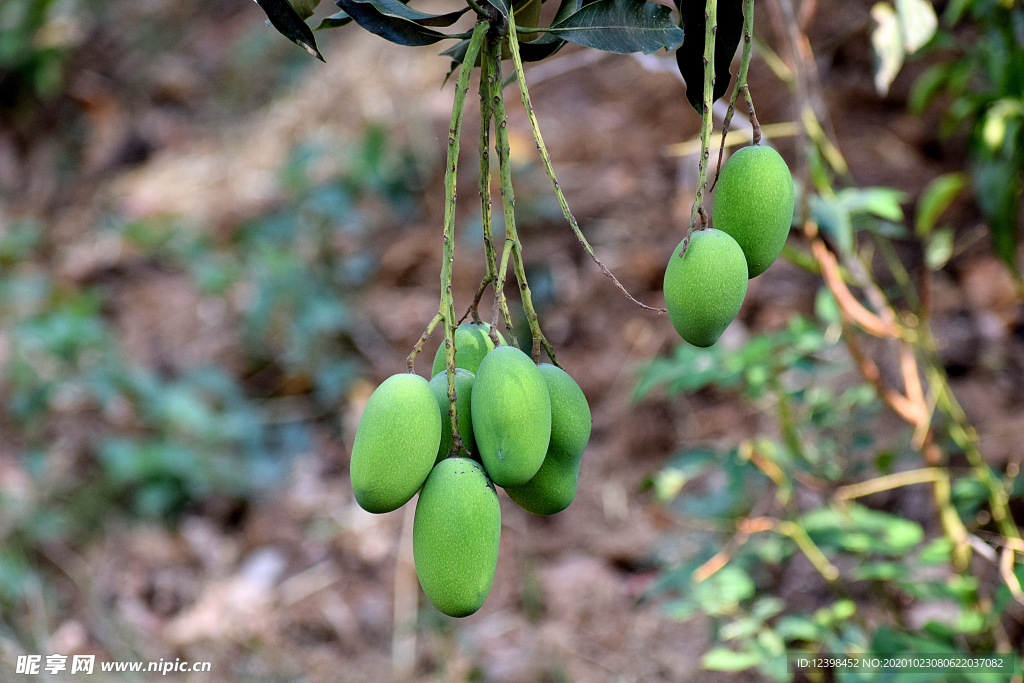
[350,374,441,514]
[430,369,477,463]
[712,145,796,278]
[432,322,505,378]
[471,345,551,487]
[413,458,501,617]
[664,229,748,348]
[505,364,591,515]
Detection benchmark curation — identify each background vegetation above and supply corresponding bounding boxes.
[0,0,1021,680]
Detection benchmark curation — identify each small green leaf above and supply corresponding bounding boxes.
[909,63,950,115]
[288,0,322,20]
[871,2,904,96]
[675,0,744,114]
[256,0,325,61]
[546,0,685,55]
[315,10,353,29]
[895,0,937,52]
[925,227,954,270]
[916,172,967,236]
[702,647,762,671]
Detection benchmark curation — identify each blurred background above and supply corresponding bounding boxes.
[0,0,1022,680]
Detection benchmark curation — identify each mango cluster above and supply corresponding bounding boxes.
[349,321,592,617]
[663,145,795,347]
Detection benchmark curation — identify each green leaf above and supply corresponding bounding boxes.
[545,0,685,55]
[342,0,468,27]
[909,63,950,115]
[288,0,322,20]
[256,0,325,61]
[871,2,904,96]
[702,647,762,671]
[485,0,512,21]
[315,10,353,29]
[675,0,744,114]
[895,0,937,52]
[970,114,1022,274]
[694,566,755,615]
[838,186,907,221]
[925,227,954,270]
[335,0,457,45]
[810,194,853,254]
[915,172,967,236]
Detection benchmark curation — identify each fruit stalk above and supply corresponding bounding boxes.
[504,21,665,314]
[711,0,756,191]
[683,0,718,251]
[440,22,488,456]
[466,36,518,343]
[489,38,557,366]
[407,312,444,372]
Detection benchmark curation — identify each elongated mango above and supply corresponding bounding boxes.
[350,373,441,514]
[431,322,504,378]
[505,364,591,515]
[663,229,748,347]
[429,369,476,463]
[712,145,795,278]
[413,458,501,617]
[471,345,551,487]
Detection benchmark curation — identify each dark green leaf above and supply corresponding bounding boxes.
[545,0,685,55]
[675,0,743,113]
[256,0,326,61]
[340,0,468,27]
[970,115,1022,274]
[485,0,512,21]
[335,0,455,45]
[315,10,353,29]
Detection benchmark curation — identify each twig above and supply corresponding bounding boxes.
[407,312,443,373]
[438,23,488,457]
[504,20,665,313]
[834,467,945,500]
[683,0,718,251]
[491,29,559,366]
[711,0,755,191]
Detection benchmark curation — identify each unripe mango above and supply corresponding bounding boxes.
[471,345,551,487]
[350,374,441,514]
[663,229,748,347]
[712,145,795,278]
[413,458,501,617]
[432,322,505,378]
[505,364,591,515]
[429,369,476,463]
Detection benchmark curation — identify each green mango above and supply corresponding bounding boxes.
[471,345,551,487]
[505,364,591,515]
[350,373,441,514]
[429,369,476,463]
[413,457,501,617]
[663,229,748,347]
[712,145,795,278]
[431,322,505,378]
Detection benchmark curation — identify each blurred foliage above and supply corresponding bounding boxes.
[0,126,421,608]
[907,0,1024,273]
[636,306,1023,680]
[0,0,90,108]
